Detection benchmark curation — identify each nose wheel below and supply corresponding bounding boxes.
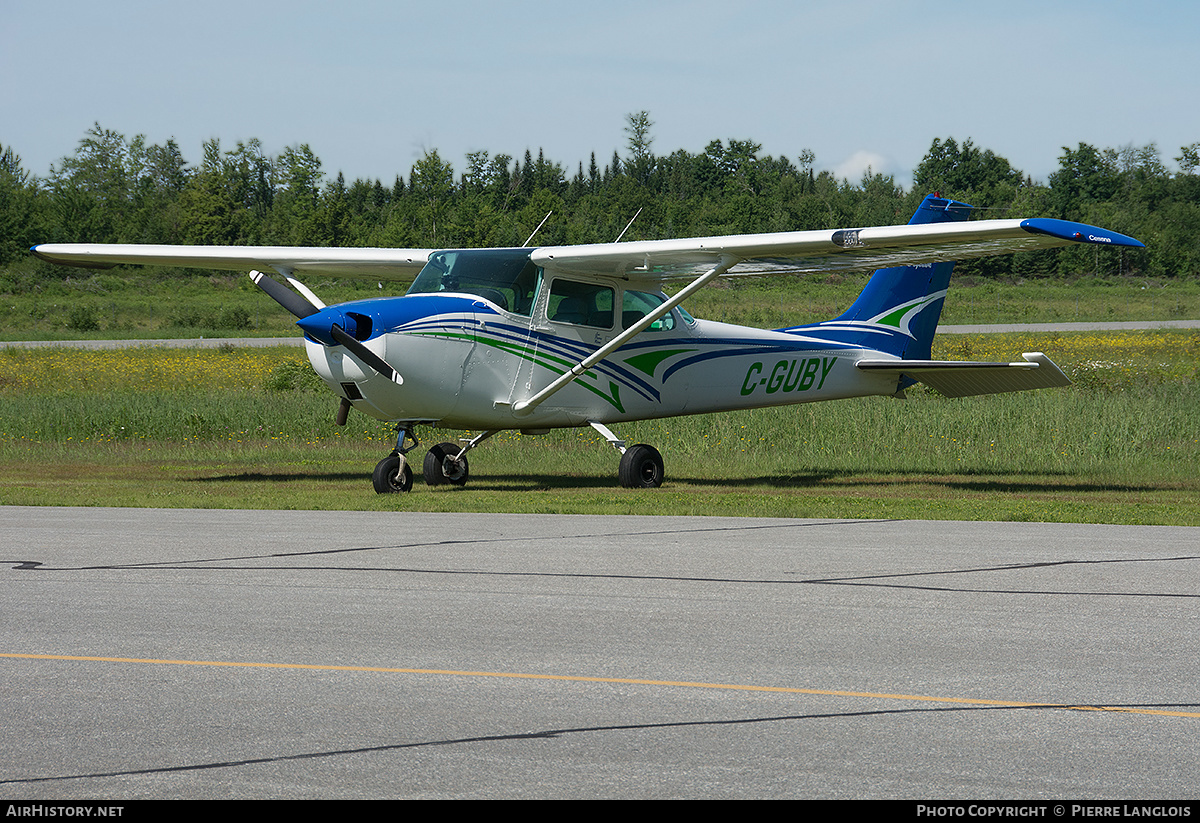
[372,454,413,493]
[373,424,420,494]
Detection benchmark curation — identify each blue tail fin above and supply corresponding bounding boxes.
[788,194,972,359]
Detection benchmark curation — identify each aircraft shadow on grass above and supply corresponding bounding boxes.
[185,468,1165,497]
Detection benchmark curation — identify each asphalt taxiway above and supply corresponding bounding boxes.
[1,508,1197,799]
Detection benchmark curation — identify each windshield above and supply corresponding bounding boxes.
[407,248,540,316]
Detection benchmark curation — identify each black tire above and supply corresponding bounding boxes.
[618,444,664,488]
[423,442,469,486]
[372,455,413,494]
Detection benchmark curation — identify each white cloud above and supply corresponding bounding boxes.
[831,151,894,183]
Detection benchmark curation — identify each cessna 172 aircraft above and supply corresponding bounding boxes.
[32,194,1142,492]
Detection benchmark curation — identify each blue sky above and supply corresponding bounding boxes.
[5,0,1198,190]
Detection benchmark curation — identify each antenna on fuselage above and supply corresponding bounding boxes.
[614,207,642,242]
[523,211,553,246]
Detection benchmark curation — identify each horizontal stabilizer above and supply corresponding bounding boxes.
[855,352,1070,397]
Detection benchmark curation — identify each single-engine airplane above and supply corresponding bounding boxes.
[32,194,1143,492]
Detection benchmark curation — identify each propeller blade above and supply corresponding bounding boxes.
[249,270,320,319]
[330,324,403,385]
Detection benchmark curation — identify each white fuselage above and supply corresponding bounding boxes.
[304,292,899,431]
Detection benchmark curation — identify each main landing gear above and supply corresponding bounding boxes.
[617,443,665,488]
[371,423,665,493]
[423,429,498,486]
[589,421,665,489]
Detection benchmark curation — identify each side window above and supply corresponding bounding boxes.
[622,290,675,331]
[548,279,614,329]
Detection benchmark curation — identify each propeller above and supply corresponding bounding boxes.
[249,270,320,319]
[249,270,404,430]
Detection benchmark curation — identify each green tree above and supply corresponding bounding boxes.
[912,137,1024,206]
[313,171,351,246]
[410,149,455,245]
[177,139,242,245]
[624,111,655,184]
[1176,143,1200,176]
[47,123,134,242]
[0,143,42,263]
[224,139,275,225]
[274,144,324,244]
[127,137,190,243]
[1048,143,1119,219]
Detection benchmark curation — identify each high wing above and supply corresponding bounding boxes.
[31,216,1141,285]
[531,217,1144,283]
[30,244,437,279]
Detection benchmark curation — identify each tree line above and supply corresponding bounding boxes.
[3,113,1199,279]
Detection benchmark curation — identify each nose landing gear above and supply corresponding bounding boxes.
[372,424,420,494]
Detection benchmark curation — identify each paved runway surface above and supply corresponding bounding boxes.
[1,508,1197,799]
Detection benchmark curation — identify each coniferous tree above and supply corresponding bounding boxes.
[7,119,1197,278]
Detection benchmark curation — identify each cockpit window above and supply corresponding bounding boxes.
[407,248,540,316]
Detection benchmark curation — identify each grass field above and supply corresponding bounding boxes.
[2,263,1198,339]
[1,330,1196,524]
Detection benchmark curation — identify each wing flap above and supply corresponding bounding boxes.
[855,352,1070,397]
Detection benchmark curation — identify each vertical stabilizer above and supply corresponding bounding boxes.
[789,194,972,359]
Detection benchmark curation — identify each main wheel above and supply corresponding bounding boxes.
[618,444,664,488]
[423,442,469,486]
[372,454,413,494]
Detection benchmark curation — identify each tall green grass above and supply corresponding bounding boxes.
[2,264,1197,340]
[0,332,1196,522]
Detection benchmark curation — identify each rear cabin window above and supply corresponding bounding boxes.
[622,290,675,331]
[548,279,614,329]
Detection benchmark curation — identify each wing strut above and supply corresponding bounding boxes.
[273,265,327,310]
[512,255,738,416]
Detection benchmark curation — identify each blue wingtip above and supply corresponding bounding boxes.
[1021,218,1144,248]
